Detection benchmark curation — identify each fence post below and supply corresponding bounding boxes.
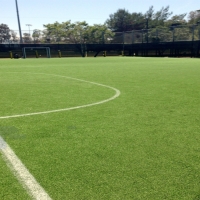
[122,31,125,56]
[192,25,195,42]
[172,27,175,42]
[35,50,38,58]
[199,27,200,40]
[146,18,149,44]
[58,50,61,58]
[132,30,134,44]
[9,51,13,59]
[132,30,134,56]
[142,30,144,43]
[156,29,158,41]
[102,32,105,44]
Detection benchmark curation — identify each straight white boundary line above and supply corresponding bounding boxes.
[0,73,121,199]
[0,136,52,200]
[0,73,121,119]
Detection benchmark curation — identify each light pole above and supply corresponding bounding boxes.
[26,24,32,36]
[15,0,23,43]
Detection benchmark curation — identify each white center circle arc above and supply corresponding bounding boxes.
[0,73,121,119]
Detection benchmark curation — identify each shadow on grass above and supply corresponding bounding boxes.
[0,126,26,149]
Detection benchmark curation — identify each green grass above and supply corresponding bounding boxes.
[0,155,31,200]
[0,57,200,199]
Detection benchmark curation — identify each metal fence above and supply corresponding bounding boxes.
[113,26,200,44]
[1,25,200,44]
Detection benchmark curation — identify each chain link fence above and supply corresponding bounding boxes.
[1,25,200,44]
[112,25,200,44]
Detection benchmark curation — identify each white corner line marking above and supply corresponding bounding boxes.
[0,73,121,119]
[0,136,52,200]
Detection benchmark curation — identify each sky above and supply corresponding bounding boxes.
[0,0,200,32]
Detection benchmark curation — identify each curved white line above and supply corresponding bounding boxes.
[0,73,120,119]
[0,73,120,199]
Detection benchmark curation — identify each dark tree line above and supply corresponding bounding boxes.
[105,6,200,32]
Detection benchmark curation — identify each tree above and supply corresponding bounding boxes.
[166,14,187,26]
[131,12,147,30]
[0,24,11,43]
[32,29,42,43]
[83,24,114,44]
[188,10,200,24]
[105,9,134,32]
[23,33,32,43]
[65,21,88,44]
[105,6,173,32]
[151,6,173,27]
[43,21,71,43]
[187,11,200,41]
[145,6,154,19]
[43,21,113,44]
[10,30,18,42]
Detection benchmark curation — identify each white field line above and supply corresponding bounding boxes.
[0,73,121,199]
[0,73,121,119]
[0,136,52,200]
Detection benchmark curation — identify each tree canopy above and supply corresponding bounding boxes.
[105,6,175,32]
[0,24,11,42]
[42,21,113,44]
[188,10,200,24]
[105,9,134,32]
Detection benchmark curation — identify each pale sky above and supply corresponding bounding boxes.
[1,0,200,32]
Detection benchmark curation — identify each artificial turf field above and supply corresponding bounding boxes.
[0,57,200,200]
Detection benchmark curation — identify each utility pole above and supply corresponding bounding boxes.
[15,0,23,43]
